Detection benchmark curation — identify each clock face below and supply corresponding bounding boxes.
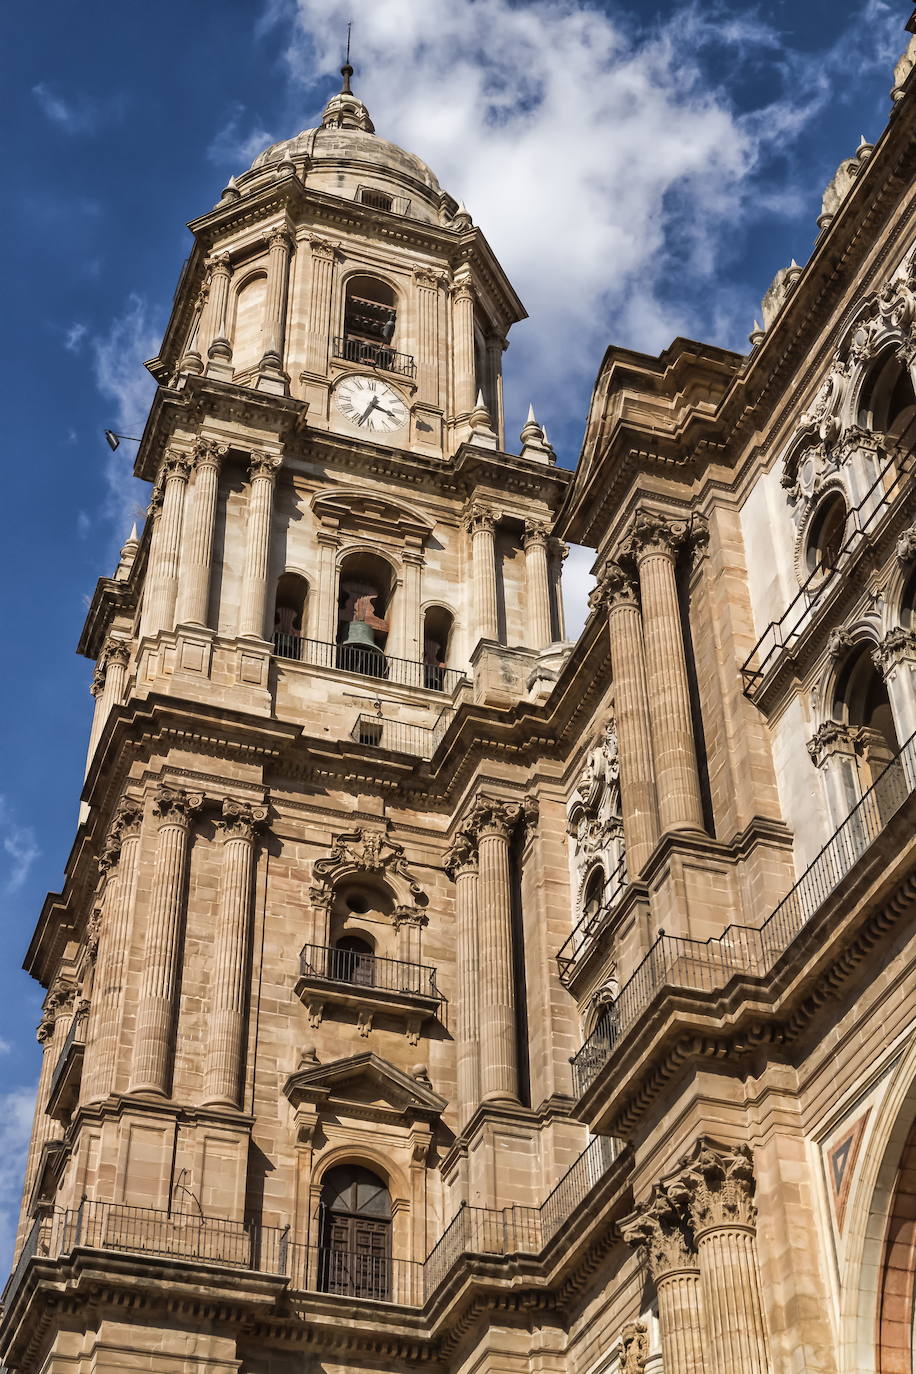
[335,375,409,434]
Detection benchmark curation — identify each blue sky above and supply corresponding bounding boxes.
[0,0,908,1262]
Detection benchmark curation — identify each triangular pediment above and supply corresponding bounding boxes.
[283,1051,446,1126]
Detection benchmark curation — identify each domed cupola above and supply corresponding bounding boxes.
[319,62,375,133]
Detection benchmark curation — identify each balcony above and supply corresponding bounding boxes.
[295,943,444,1043]
[555,855,629,989]
[45,1015,86,1121]
[333,336,416,379]
[571,729,916,1100]
[272,634,464,694]
[1,1136,623,1315]
[351,711,452,760]
[741,446,915,703]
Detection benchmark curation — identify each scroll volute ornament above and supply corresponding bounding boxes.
[152,786,204,827]
[463,794,538,844]
[217,797,268,842]
[98,797,143,873]
[622,509,690,562]
[674,1140,758,1236]
[249,449,282,481]
[590,560,638,613]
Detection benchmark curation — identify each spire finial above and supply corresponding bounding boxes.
[340,19,353,93]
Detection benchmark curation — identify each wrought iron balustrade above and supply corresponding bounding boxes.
[299,943,442,1002]
[272,634,463,693]
[333,336,416,378]
[741,447,915,699]
[571,730,916,1098]
[350,711,452,758]
[556,855,629,986]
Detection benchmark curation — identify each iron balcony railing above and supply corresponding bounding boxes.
[741,446,915,699]
[333,335,416,378]
[571,730,916,1098]
[556,855,629,987]
[351,710,453,759]
[46,1012,86,1106]
[2,1136,621,1312]
[299,943,443,1002]
[272,634,464,694]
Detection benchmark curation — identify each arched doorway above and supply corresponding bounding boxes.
[319,1164,392,1300]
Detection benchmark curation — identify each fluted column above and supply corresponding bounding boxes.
[239,450,282,639]
[203,799,267,1108]
[304,235,338,376]
[85,636,131,775]
[141,449,193,638]
[129,787,202,1096]
[485,334,505,447]
[593,563,659,875]
[451,277,477,417]
[621,1187,708,1374]
[675,1142,770,1374]
[82,799,143,1102]
[624,511,704,834]
[259,226,293,375]
[315,526,341,645]
[401,546,424,664]
[874,628,916,750]
[176,438,227,627]
[14,987,73,1255]
[464,502,499,644]
[203,252,233,368]
[444,836,480,1123]
[523,521,553,649]
[414,267,444,405]
[551,539,568,641]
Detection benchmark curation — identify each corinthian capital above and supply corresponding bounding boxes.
[414,266,447,290]
[152,786,204,828]
[205,251,233,279]
[463,794,537,843]
[590,560,637,612]
[101,635,131,670]
[671,1139,757,1236]
[218,797,268,842]
[450,278,475,305]
[873,627,916,678]
[463,500,498,535]
[620,1184,697,1281]
[193,436,229,470]
[522,520,552,550]
[161,448,194,483]
[806,719,859,767]
[621,508,690,562]
[265,225,294,252]
[99,796,143,872]
[307,234,339,261]
[443,831,478,879]
[249,450,282,482]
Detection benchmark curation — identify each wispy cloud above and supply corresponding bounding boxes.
[0,799,39,895]
[0,1086,38,1277]
[91,294,161,529]
[63,322,87,353]
[31,83,115,136]
[207,102,276,169]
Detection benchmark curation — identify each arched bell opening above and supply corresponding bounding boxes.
[272,572,309,659]
[342,274,398,370]
[832,642,903,822]
[318,1164,392,1301]
[422,605,454,690]
[858,348,916,450]
[336,551,394,678]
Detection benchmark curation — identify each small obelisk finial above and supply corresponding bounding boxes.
[340,20,353,93]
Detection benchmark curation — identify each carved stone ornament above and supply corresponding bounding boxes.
[443,832,478,881]
[806,720,861,767]
[392,904,428,930]
[98,796,143,872]
[568,720,625,906]
[589,560,637,613]
[798,360,848,443]
[673,1139,758,1237]
[152,786,205,828]
[265,225,294,252]
[193,436,229,469]
[896,525,916,563]
[312,823,427,908]
[873,628,916,677]
[413,266,447,290]
[619,1320,649,1374]
[620,1184,697,1280]
[462,500,498,536]
[450,278,475,305]
[248,450,282,482]
[37,1016,55,1046]
[206,251,233,279]
[308,234,340,260]
[217,797,268,842]
[621,508,692,562]
[459,794,538,848]
[827,626,856,660]
[522,520,552,549]
[160,448,194,483]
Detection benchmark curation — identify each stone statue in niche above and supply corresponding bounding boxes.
[567,719,625,911]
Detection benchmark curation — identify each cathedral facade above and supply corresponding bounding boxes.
[4,16,916,1374]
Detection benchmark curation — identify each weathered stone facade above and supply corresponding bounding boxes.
[6,18,916,1373]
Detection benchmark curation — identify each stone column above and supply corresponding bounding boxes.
[551,539,568,641]
[14,988,73,1256]
[466,796,533,1104]
[464,501,499,644]
[874,628,916,755]
[258,226,293,382]
[624,511,705,835]
[304,235,338,376]
[203,799,267,1108]
[315,526,341,646]
[451,278,477,417]
[82,799,143,1102]
[203,253,233,371]
[85,637,131,775]
[593,562,659,875]
[807,722,864,833]
[621,1187,708,1374]
[401,545,424,665]
[675,1142,770,1374]
[238,450,282,639]
[141,449,193,638]
[129,787,202,1096]
[414,267,444,405]
[176,439,227,627]
[444,835,480,1124]
[485,334,506,448]
[523,521,553,649]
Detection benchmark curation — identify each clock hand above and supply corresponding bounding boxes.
[357,397,380,425]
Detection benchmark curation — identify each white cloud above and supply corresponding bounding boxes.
[562,544,597,641]
[208,103,277,169]
[0,1040,12,1057]
[31,83,103,136]
[63,322,87,353]
[275,0,903,459]
[91,295,161,530]
[76,511,92,540]
[0,798,39,895]
[0,1086,38,1278]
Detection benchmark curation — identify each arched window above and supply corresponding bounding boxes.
[422,606,454,689]
[858,349,916,449]
[341,275,398,370]
[582,868,606,930]
[834,642,902,820]
[805,491,848,581]
[319,1164,391,1300]
[330,934,376,987]
[336,551,394,678]
[273,572,308,659]
[232,274,267,374]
